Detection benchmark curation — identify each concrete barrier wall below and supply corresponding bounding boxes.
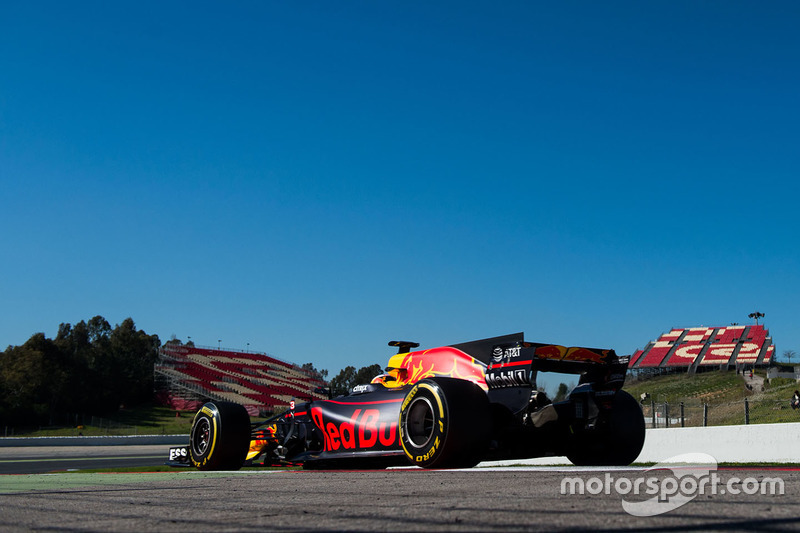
[4,424,799,463]
[635,422,800,463]
[0,435,188,447]
[487,423,800,466]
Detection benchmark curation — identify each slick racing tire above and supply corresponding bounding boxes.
[399,377,490,469]
[189,401,251,471]
[566,390,645,466]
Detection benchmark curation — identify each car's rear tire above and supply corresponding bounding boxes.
[566,390,645,466]
[399,377,490,469]
[189,401,251,470]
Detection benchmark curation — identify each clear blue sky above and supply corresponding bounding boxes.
[2,2,798,392]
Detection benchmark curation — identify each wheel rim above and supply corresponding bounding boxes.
[405,396,435,448]
[191,417,211,456]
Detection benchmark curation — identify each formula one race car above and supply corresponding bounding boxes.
[167,333,645,470]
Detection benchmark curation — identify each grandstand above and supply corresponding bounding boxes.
[629,324,775,373]
[154,343,328,416]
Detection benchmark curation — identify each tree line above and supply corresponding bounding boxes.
[0,316,160,426]
[0,316,386,427]
[301,362,384,397]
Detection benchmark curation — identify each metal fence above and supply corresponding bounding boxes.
[642,398,800,428]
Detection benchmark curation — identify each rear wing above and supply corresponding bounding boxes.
[451,332,624,372]
[455,333,628,391]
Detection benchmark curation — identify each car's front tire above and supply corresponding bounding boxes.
[189,401,251,470]
[399,378,490,469]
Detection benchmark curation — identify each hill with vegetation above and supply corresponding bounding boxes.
[624,370,800,426]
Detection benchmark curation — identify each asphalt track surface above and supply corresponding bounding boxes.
[0,445,168,474]
[1,447,799,532]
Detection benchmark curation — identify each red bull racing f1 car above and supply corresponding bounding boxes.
[167,333,645,470]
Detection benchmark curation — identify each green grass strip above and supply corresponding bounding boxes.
[0,469,277,494]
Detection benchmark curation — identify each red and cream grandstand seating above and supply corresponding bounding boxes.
[664,327,713,367]
[155,344,329,414]
[629,324,774,369]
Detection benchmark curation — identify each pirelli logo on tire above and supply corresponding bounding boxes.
[399,382,448,466]
[190,408,218,469]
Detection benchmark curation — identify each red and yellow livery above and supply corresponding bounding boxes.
[169,333,644,470]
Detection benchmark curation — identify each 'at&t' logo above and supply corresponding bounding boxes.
[492,345,522,362]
